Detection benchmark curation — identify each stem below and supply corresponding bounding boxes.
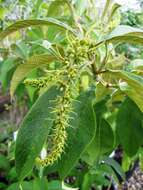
[39,167,44,178]
[19,184,23,190]
[107,176,113,190]
[65,0,76,23]
[99,43,108,70]
[65,0,83,36]
[95,70,107,75]
[101,0,112,20]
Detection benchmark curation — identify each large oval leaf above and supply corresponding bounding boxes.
[116,97,143,157]
[15,86,61,180]
[87,118,114,165]
[57,88,96,179]
[86,99,114,165]
[0,18,76,40]
[104,25,143,45]
[10,54,55,97]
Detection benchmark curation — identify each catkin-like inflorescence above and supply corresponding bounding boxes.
[24,71,63,90]
[24,78,49,89]
[36,63,78,167]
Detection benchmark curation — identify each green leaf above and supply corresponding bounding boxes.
[108,70,143,112]
[96,119,114,154]
[81,173,92,190]
[119,81,143,112]
[7,179,58,190]
[106,54,126,70]
[101,0,112,19]
[0,7,7,19]
[108,3,121,23]
[131,59,143,70]
[11,42,30,59]
[97,164,119,184]
[122,153,132,172]
[0,154,10,172]
[0,182,6,189]
[103,157,125,180]
[15,86,61,180]
[0,58,16,90]
[111,89,124,103]
[32,0,43,18]
[10,54,55,97]
[47,1,67,17]
[32,178,49,190]
[104,25,143,45]
[95,82,111,102]
[116,97,143,157]
[87,118,114,165]
[7,168,18,182]
[76,0,88,16]
[25,70,37,102]
[48,180,62,190]
[57,88,96,179]
[0,18,76,40]
[7,181,33,190]
[108,25,143,37]
[94,98,108,121]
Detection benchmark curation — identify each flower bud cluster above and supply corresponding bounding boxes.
[66,38,96,63]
